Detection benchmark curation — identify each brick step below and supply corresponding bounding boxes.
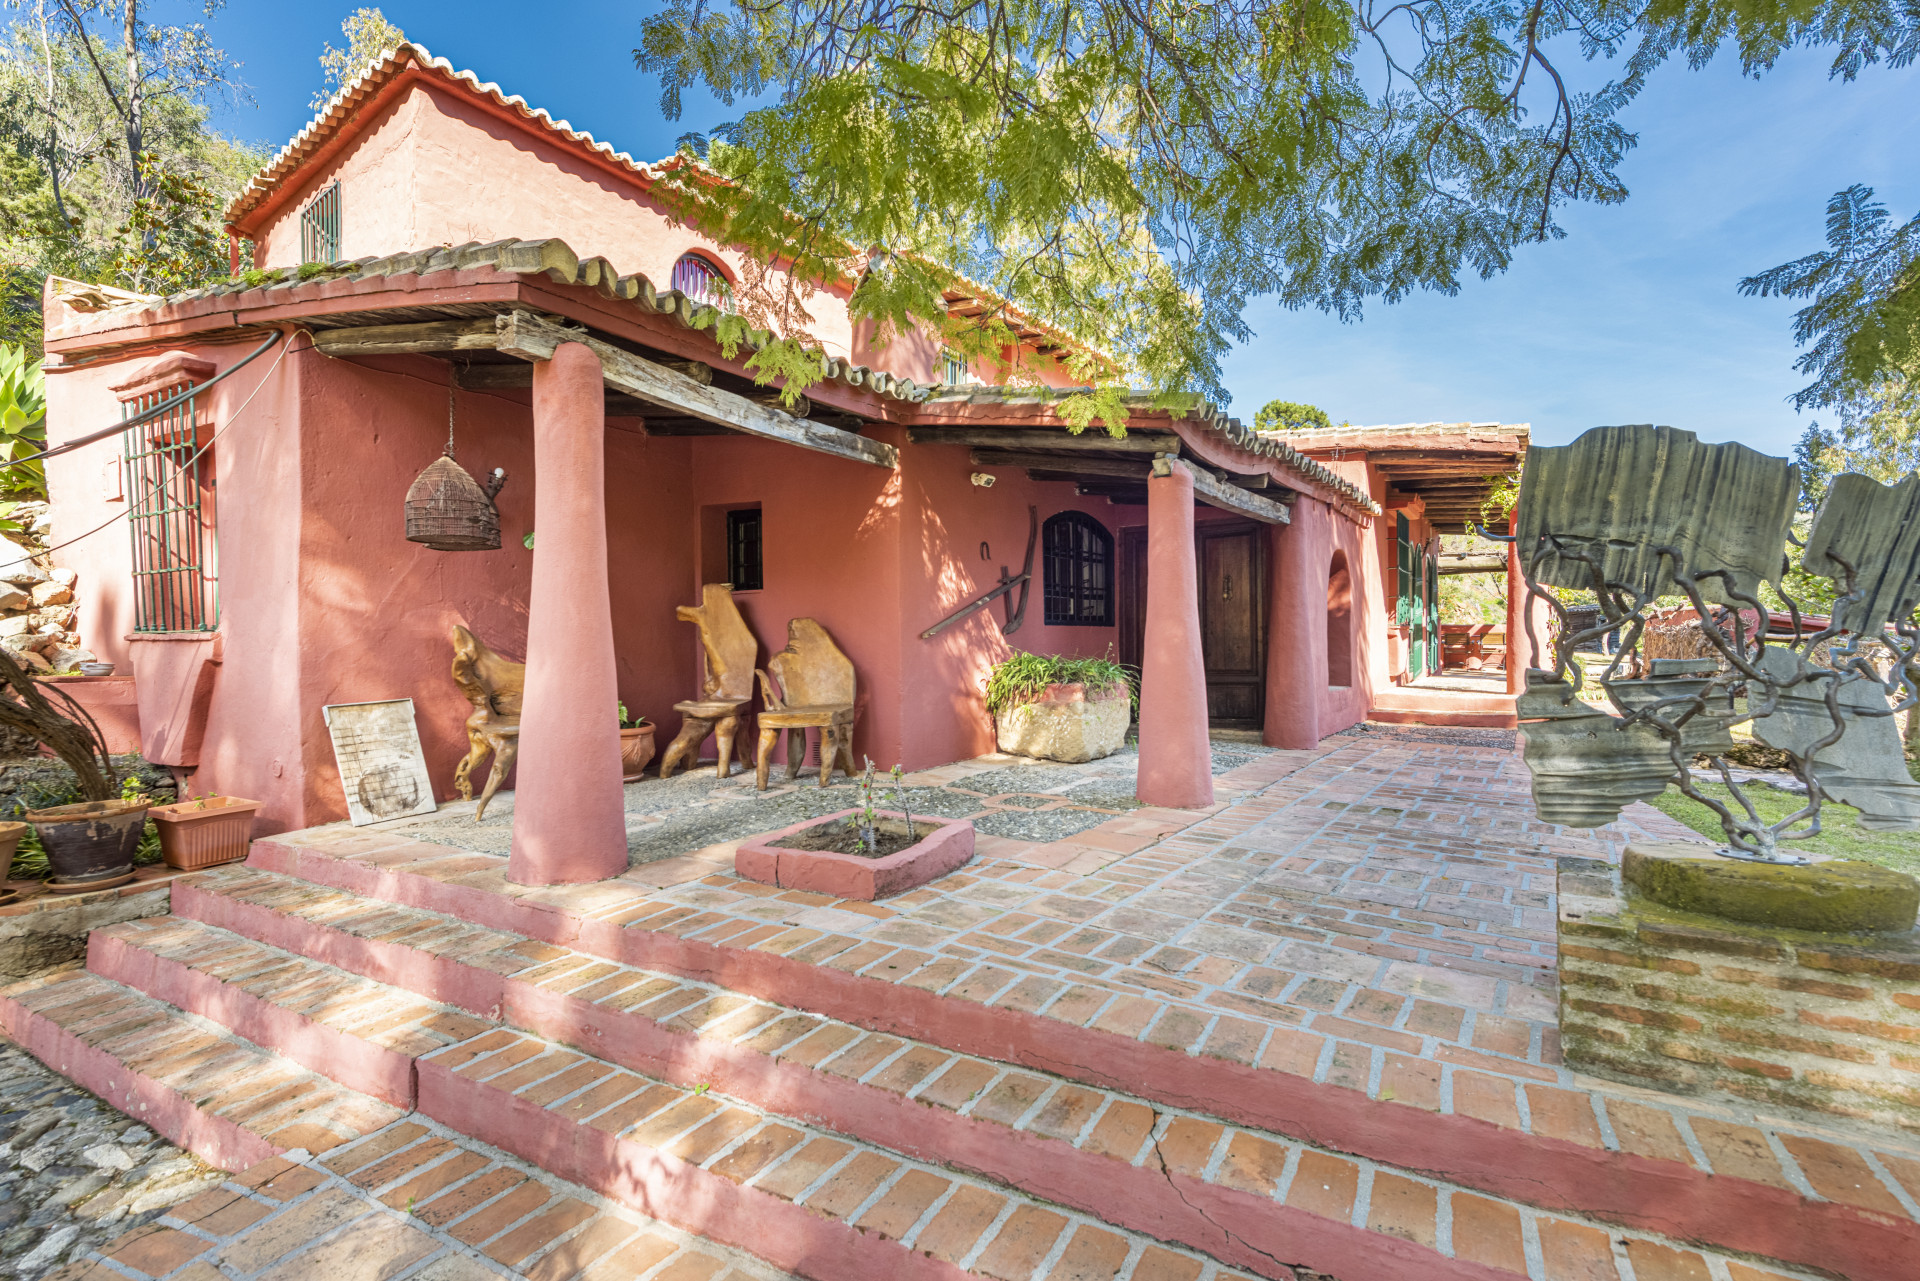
[61,1115,808,1281]
[177,864,1844,1281]
[85,915,495,1107]
[238,835,1920,1280]
[0,967,405,1172]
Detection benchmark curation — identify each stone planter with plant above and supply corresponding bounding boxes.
[736,761,974,899]
[985,651,1135,763]
[0,647,152,892]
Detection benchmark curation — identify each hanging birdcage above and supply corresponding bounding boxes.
[406,372,507,551]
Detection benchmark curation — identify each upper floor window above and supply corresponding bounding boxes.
[942,349,974,386]
[300,182,340,264]
[671,253,730,309]
[1043,512,1113,626]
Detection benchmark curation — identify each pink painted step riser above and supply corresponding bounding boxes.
[174,878,1507,1281]
[238,843,1920,1280]
[418,1059,969,1281]
[0,992,277,1172]
[87,929,417,1109]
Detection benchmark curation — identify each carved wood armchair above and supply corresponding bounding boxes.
[754,618,857,790]
[659,583,760,780]
[450,624,524,821]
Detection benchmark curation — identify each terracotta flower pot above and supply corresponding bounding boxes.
[620,724,656,780]
[150,796,261,870]
[27,798,149,892]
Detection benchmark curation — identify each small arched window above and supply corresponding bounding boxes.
[671,253,729,309]
[1043,512,1113,626]
[1327,550,1354,687]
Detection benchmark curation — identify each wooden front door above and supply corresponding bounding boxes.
[1198,522,1265,727]
[1116,520,1267,729]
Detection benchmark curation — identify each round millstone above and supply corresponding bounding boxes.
[1623,842,1920,935]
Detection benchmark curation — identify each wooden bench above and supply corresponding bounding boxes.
[659,583,759,780]
[755,618,856,789]
[450,625,523,821]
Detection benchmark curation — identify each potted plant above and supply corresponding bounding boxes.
[0,648,148,893]
[149,793,263,870]
[619,703,655,780]
[984,650,1135,763]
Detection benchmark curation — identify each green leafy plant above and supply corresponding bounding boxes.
[983,650,1136,716]
[0,344,47,511]
[618,702,650,728]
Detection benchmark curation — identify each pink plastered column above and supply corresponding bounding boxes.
[508,343,628,885]
[1504,510,1551,694]
[1136,461,1213,809]
[1264,502,1325,749]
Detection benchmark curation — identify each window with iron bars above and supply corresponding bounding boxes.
[300,182,340,264]
[1042,511,1113,626]
[124,386,216,633]
[671,253,730,310]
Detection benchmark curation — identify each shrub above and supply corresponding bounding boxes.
[984,650,1136,716]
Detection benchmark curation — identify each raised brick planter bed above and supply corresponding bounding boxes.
[1559,854,1920,1132]
[734,809,974,900]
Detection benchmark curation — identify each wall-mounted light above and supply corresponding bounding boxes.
[971,472,996,488]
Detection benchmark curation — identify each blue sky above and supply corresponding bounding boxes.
[180,3,1917,454]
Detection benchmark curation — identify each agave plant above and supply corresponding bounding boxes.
[0,342,46,527]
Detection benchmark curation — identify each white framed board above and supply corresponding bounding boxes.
[322,698,439,826]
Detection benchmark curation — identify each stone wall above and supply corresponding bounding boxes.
[1558,857,1920,1132]
[0,502,97,675]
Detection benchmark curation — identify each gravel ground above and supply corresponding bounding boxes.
[1331,721,1519,752]
[0,1029,223,1279]
[403,741,1282,866]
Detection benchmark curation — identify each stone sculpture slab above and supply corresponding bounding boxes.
[1802,472,1920,635]
[1515,424,1798,605]
[1749,647,1920,831]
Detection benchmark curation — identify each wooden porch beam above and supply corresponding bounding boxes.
[911,426,1181,454]
[312,316,502,356]
[489,311,896,468]
[969,449,1156,480]
[1154,456,1291,525]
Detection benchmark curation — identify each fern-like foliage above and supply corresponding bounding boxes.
[1741,184,1920,410]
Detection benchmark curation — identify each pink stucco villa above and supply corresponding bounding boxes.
[37,44,1525,885]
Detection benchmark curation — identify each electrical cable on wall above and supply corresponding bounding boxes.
[32,329,309,562]
[20,329,284,468]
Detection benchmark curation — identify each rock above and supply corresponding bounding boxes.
[11,649,50,673]
[49,568,74,587]
[81,1143,133,1172]
[38,606,75,630]
[50,1172,107,1207]
[994,684,1131,763]
[0,562,46,588]
[29,581,71,607]
[15,1222,78,1273]
[0,585,26,611]
[0,617,30,639]
[46,647,95,672]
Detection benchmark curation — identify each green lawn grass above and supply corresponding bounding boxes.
[1647,781,1920,877]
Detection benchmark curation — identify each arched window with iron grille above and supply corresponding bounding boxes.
[670,253,730,310]
[1042,512,1113,626]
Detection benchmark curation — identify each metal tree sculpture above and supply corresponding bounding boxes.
[1513,425,1920,863]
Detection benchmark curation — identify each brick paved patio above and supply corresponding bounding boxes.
[13,733,1918,1280]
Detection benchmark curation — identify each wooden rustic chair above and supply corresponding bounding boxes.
[450,624,524,821]
[754,618,857,790]
[659,583,759,780]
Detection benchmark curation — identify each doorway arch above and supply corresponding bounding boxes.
[1327,550,1354,687]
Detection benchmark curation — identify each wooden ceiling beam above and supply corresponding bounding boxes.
[911,427,1180,454]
